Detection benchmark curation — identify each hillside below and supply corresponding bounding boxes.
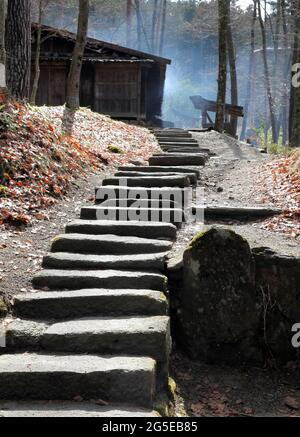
[0,103,158,226]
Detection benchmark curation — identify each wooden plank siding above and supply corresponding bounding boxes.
[94,64,144,119]
[32,62,68,106]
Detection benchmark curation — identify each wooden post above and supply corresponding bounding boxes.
[137,66,142,121]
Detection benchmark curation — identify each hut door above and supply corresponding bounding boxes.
[95,66,140,118]
[33,64,67,106]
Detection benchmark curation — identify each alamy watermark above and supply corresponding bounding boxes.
[0,321,6,348]
[0,63,5,88]
[292,63,300,88]
[95,180,205,224]
[291,323,300,348]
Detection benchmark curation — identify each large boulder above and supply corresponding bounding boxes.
[176,228,261,364]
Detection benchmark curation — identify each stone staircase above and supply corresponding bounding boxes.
[0,128,210,417]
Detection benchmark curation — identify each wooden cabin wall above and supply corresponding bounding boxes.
[145,64,166,123]
[80,63,95,109]
[30,62,67,106]
[93,64,144,119]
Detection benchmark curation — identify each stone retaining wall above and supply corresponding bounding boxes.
[169,228,300,366]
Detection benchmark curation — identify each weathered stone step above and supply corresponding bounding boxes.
[156,136,194,142]
[118,165,200,178]
[33,269,167,291]
[6,316,170,362]
[0,353,155,407]
[13,289,168,320]
[158,142,198,147]
[95,185,188,203]
[80,206,185,226]
[0,401,159,417]
[115,171,197,185]
[154,132,191,138]
[50,234,173,255]
[149,155,206,166]
[154,152,208,158]
[153,151,206,157]
[102,175,190,188]
[98,198,183,210]
[43,252,168,271]
[41,316,170,363]
[66,220,177,240]
[161,148,213,156]
[193,205,283,219]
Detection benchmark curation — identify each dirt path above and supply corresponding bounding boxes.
[172,352,300,417]
[0,171,110,305]
[170,130,300,417]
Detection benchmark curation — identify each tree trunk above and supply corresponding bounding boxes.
[240,0,257,141]
[281,0,290,145]
[126,0,133,47]
[151,0,158,52]
[257,0,278,144]
[159,0,167,56]
[215,0,228,133]
[30,0,43,105]
[226,0,238,137]
[0,0,7,103]
[66,0,89,110]
[6,0,31,100]
[134,0,142,51]
[289,0,300,148]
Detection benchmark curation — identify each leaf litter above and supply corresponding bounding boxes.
[0,102,158,226]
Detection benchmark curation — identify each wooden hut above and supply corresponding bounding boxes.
[31,24,171,123]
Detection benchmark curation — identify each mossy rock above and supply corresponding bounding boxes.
[0,298,8,317]
[177,227,259,364]
[107,145,124,154]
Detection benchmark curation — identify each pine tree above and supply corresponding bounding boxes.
[6,0,31,100]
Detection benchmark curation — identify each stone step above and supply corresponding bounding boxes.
[32,269,167,291]
[160,145,204,151]
[102,175,190,188]
[13,289,168,320]
[194,205,283,219]
[118,165,200,178]
[66,220,177,240]
[0,401,159,417]
[0,353,155,407]
[149,155,206,166]
[154,132,191,138]
[43,252,168,271]
[157,142,198,147]
[153,151,206,157]
[98,198,183,210]
[115,171,197,185]
[50,234,173,255]
[161,148,212,156]
[40,316,170,363]
[160,146,200,152]
[94,185,188,202]
[6,316,170,363]
[156,136,194,142]
[80,207,185,226]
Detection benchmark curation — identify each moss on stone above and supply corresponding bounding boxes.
[107,145,124,154]
[168,377,177,401]
[186,229,208,250]
[0,298,7,316]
